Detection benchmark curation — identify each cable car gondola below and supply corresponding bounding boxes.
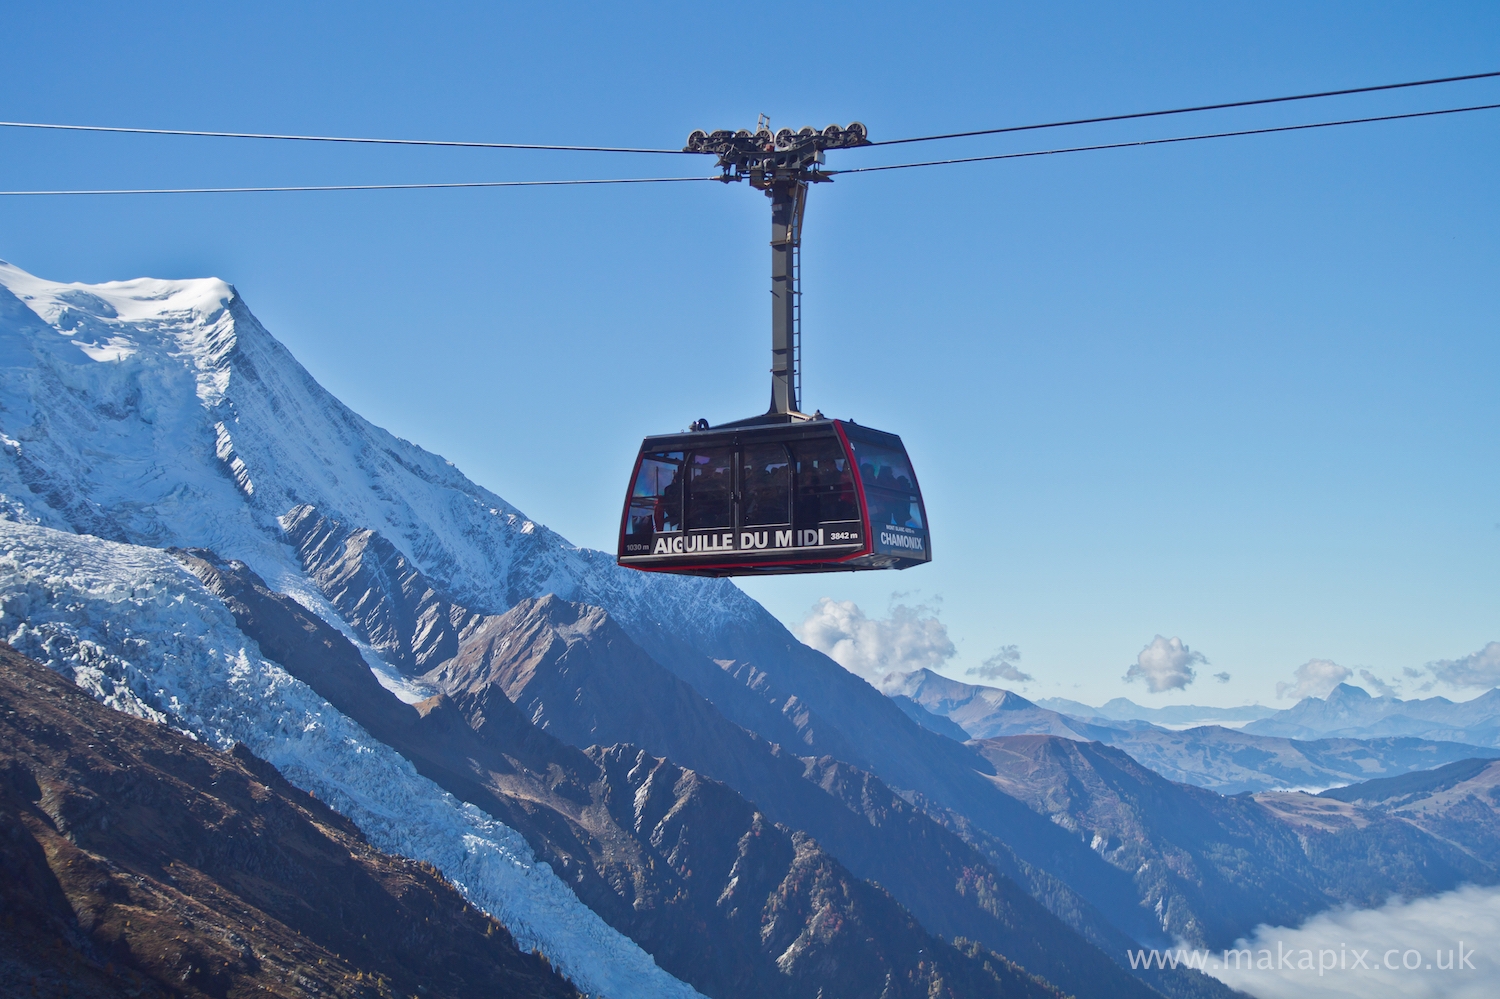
[617,123,931,577]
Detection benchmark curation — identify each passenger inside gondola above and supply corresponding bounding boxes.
[792,439,858,526]
[686,448,734,529]
[852,441,924,529]
[742,444,792,526]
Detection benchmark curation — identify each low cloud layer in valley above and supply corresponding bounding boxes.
[1208,883,1500,999]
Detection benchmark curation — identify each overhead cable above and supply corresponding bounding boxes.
[0,176,718,197]
[870,69,1500,147]
[3,70,1494,161]
[0,120,694,154]
[831,102,1500,176]
[6,103,1495,196]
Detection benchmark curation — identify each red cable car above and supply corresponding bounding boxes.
[616,123,932,577]
[618,415,929,576]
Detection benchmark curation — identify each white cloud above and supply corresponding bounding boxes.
[1277,659,1352,701]
[795,598,956,680]
[967,645,1032,684]
[1207,883,1500,999]
[1214,671,1232,684]
[1359,669,1397,698]
[1427,642,1500,690]
[1124,635,1205,692]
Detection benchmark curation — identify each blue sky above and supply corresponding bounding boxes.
[3,2,1496,706]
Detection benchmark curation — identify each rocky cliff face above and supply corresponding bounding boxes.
[428,594,1172,999]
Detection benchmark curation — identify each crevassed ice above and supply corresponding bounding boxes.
[0,519,704,999]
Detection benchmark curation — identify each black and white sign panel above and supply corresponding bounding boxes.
[629,523,864,559]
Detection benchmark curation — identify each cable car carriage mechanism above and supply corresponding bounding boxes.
[617,123,931,577]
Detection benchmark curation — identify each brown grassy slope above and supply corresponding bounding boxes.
[0,641,579,999]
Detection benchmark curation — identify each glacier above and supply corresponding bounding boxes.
[0,518,704,999]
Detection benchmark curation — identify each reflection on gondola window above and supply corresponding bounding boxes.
[627,452,682,535]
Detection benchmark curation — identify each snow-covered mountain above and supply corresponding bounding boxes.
[0,259,754,650]
[5,258,1175,997]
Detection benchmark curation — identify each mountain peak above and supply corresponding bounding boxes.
[527,592,607,632]
[0,258,234,327]
[1324,683,1373,703]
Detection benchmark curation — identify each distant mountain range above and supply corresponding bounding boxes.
[1244,683,1500,745]
[1037,695,1276,728]
[3,258,1494,999]
[1038,684,1500,745]
[885,669,1500,794]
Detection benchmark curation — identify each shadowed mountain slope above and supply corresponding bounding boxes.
[431,594,1248,999]
[1317,756,1496,803]
[175,549,1066,999]
[0,641,580,999]
[280,511,1191,955]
